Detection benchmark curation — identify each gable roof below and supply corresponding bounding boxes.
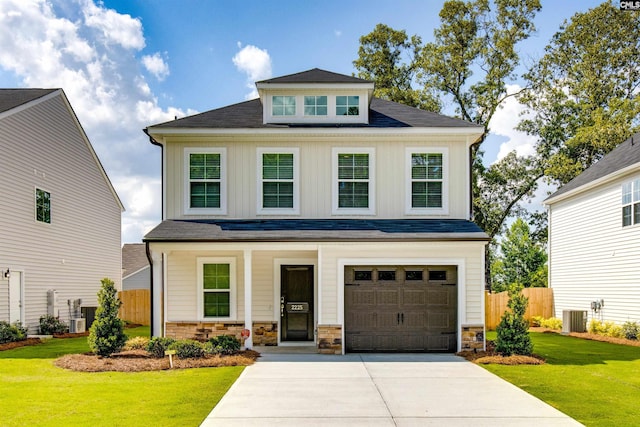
[147,97,481,130]
[546,132,640,203]
[122,243,149,278]
[0,89,58,114]
[257,68,371,84]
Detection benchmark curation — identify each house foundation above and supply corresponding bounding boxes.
[317,324,342,354]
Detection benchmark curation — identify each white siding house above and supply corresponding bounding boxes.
[144,69,489,353]
[545,133,640,324]
[0,89,124,332]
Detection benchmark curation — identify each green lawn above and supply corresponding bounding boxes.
[484,331,640,427]
[0,327,243,427]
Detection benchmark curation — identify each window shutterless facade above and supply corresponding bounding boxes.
[272,96,296,116]
[198,257,236,320]
[184,148,227,215]
[332,147,375,214]
[304,96,327,116]
[622,178,640,227]
[257,148,299,214]
[336,95,359,116]
[405,148,448,215]
[35,188,51,223]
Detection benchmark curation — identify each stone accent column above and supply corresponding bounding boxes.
[243,249,253,349]
[317,324,342,354]
[461,324,485,351]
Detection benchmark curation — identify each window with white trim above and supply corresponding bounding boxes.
[272,96,296,116]
[184,148,226,214]
[35,188,51,223]
[304,96,327,116]
[332,148,375,214]
[257,148,299,213]
[198,257,236,319]
[336,95,359,116]
[405,148,447,214]
[622,178,640,227]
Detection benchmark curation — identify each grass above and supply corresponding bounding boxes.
[0,326,244,426]
[483,331,640,427]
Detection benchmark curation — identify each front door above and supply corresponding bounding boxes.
[280,265,314,341]
[9,271,22,324]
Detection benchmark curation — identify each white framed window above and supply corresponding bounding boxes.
[622,178,640,227]
[304,96,327,116]
[197,257,236,320]
[35,188,51,223]
[332,147,375,215]
[405,148,448,215]
[257,148,299,214]
[184,147,227,215]
[336,95,360,116]
[272,96,296,116]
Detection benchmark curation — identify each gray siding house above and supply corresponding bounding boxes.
[122,243,150,290]
[0,89,123,332]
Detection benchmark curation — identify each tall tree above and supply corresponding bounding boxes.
[519,1,640,185]
[353,23,440,111]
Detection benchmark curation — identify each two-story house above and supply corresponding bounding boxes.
[0,89,123,332]
[144,69,488,354]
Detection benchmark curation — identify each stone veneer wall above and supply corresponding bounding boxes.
[165,321,278,346]
[461,324,485,351]
[317,324,342,354]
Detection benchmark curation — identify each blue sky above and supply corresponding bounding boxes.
[0,0,608,242]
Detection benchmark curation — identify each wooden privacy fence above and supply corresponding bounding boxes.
[118,289,150,326]
[485,287,554,330]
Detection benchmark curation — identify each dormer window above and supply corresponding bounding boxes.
[272,96,296,116]
[304,96,327,116]
[336,96,359,116]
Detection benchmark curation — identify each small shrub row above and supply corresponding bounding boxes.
[531,316,562,330]
[123,336,149,351]
[0,321,27,344]
[38,315,68,335]
[146,335,241,359]
[588,319,624,338]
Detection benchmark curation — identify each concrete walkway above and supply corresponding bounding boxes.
[200,352,582,426]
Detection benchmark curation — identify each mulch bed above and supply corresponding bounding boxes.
[0,338,42,351]
[456,340,545,365]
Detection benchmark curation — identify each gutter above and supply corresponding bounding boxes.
[144,241,154,337]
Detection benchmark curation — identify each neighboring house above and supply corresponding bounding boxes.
[0,89,124,332]
[143,69,489,354]
[122,243,150,290]
[545,133,640,324]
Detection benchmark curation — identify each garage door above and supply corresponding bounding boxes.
[345,265,457,352]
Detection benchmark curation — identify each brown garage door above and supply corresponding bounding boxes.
[345,265,457,352]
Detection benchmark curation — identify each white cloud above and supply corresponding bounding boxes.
[334,30,342,37]
[232,43,272,99]
[142,52,170,81]
[82,0,145,50]
[490,84,538,161]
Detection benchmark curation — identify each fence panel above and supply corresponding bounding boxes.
[485,287,554,330]
[118,289,150,326]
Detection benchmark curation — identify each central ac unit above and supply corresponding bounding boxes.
[562,310,587,333]
[69,318,86,334]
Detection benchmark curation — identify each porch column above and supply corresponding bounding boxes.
[148,248,163,337]
[243,249,253,349]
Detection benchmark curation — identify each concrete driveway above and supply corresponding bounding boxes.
[200,352,582,426]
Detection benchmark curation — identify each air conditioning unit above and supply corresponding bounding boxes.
[562,310,587,334]
[69,318,86,334]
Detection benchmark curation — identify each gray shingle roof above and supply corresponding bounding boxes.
[122,243,149,277]
[144,219,489,242]
[546,133,640,202]
[0,89,58,114]
[148,97,480,130]
[257,68,371,84]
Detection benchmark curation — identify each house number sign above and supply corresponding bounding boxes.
[286,302,309,313]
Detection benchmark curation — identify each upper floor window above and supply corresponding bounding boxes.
[405,148,448,214]
[184,148,226,214]
[198,257,236,320]
[304,96,327,116]
[272,96,296,116]
[622,178,640,227]
[257,148,299,214]
[336,96,359,116]
[332,148,375,214]
[35,188,50,223]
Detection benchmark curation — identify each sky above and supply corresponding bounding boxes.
[0,0,609,243]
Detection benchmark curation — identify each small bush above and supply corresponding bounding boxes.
[88,278,128,357]
[38,315,68,335]
[170,340,205,359]
[589,319,624,338]
[622,321,639,340]
[495,284,533,356]
[123,336,149,350]
[206,335,241,355]
[146,337,176,358]
[0,321,27,344]
[539,317,562,330]
[530,316,543,327]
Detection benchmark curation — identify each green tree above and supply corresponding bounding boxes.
[88,278,127,357]
[491,218,547,293]
[519,1,640,185]
[353,23,440,111]
[495,283,533,356]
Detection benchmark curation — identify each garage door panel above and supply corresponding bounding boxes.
[402,289,426,305]
[427,334,455,352]
[427,289,453,306]
[376,289,399,305]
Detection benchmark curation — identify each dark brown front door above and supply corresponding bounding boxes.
[281,265,314,341]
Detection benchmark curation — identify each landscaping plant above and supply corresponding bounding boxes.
[495,283,533,356]
[146,336,176,358]
[88,278,127,356]
[123,336,149,350]
[38,314,68,335]
[170,340,206,358]
[623,321,639,340]
[0,321,27,344]
[207,335,241,355]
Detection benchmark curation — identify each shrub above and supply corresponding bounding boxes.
[38,315,68,335]
[123,336,149,350]
[495,284,533,356]
[622,321,639,340]
[0,321,27,344]
[146,337,176,358]
[539,317,562,330]
[589,319,624,338]
[88,278,127,357]
[206,335,241,355]
[530,316,543,327]
[170,340,205,358]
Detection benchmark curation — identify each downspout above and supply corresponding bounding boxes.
[144,240,154,337]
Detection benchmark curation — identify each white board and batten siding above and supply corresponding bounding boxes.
[549,173,640,324]
[0,91,123,331]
